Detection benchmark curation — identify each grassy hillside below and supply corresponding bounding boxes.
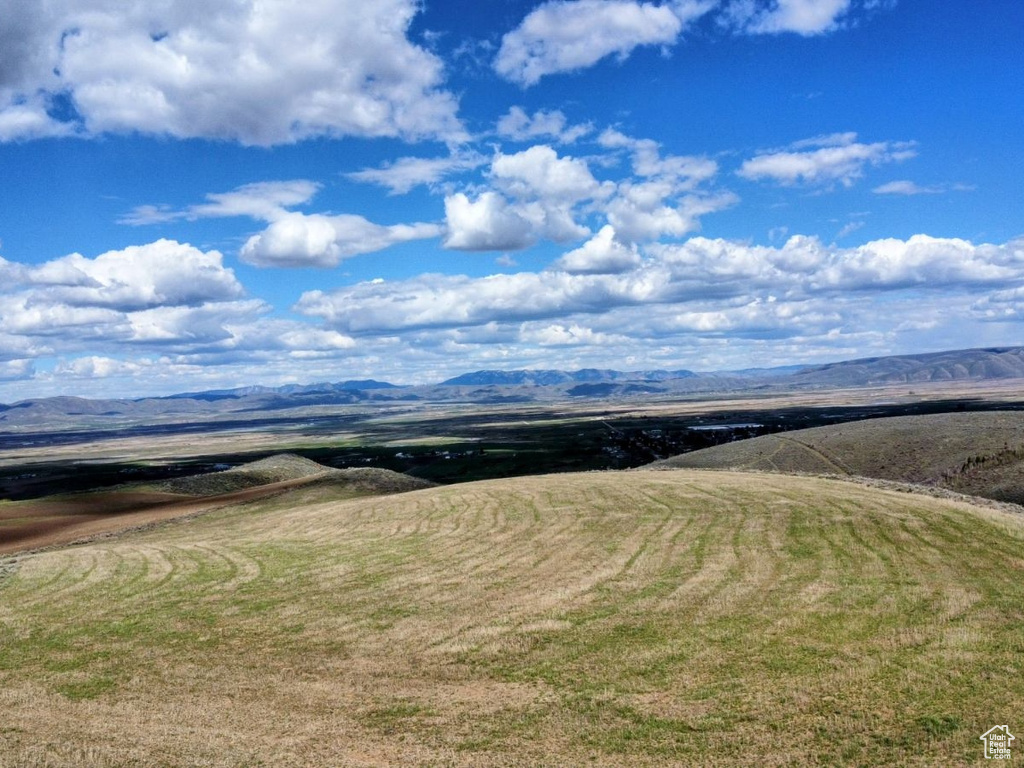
[651,411,1024,504]
[1,470,1022,766]
[144,453,435,497]
[0,456,433,555]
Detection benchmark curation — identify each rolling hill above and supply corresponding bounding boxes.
[792,345,1024,386]
[650,411,1024,504]
[1,469,1022,765]
[0,455,433,555]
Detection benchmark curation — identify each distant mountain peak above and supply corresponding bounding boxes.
[439,368,696,386]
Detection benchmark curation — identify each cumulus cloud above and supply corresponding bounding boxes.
[0,240,351,375]
[972,287,1024,322]
[0,295,127,339]
[18,240,245,311]
[346,153,486,195]
[555,226,642,274]
[127,300,268,346]
[296,270,656,333]
[240,213,442,268]
[0,98,74,142]
[0,358,34,381]
[519,322,629,346]
[126,181,442,267]
[494,0,713,86]
[1,267,361,393]
[599,128,718,188]
[297,234,1024,335]
[443,145,610,250]
[491,145,608,203]
[0,0,464,145]
[822,235,1024,290]
[442,192,538,251]
[606,186,739,242]
[53,356,150,379]
[738,133,916,187]
[48,315,358,386]
[593,128,729,241]
[496,106,592,143]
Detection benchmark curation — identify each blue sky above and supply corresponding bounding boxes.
[0,0,1022,399]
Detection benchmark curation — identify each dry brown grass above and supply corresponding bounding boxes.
[652,410,1024,504]
[1,470,1022,766]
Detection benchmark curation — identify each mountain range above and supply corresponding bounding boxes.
[1,346,1022,431]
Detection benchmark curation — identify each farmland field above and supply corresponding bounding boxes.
[2,469,1022,766]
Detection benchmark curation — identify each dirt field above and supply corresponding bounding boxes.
[1,469,1022,766]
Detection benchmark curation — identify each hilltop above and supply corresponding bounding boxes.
[1,469,1021,765]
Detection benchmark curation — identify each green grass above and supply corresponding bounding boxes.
[0,470,1022,766]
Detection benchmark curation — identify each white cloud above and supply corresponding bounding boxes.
[46,316,358,386]
[519,322,628,346]
[972,287,1024,322]
[873,180,944,195]
[125,181,442,267]
[496,106,592,143]
[121,180,322,225]
[53,356,149,379]
[0,236,374,392]
[296,269,667,333]
[0,241,265,363]
[494,0,713,86]
[0,358,34,381]
[188,181,323,220]
[0,0,464,145]
[606,186,739,241]
[723,0,852,35]
[594,128,728,241]
[20,240,245,311]
[346,153,486,195]
[822,235,1024,290]
[491,145,608,203]
[123,303,358,360]
[738,133,916,187]
[442,192,538,251]
[127,301,268,346]
[836,220,865,239]
[555,226,642,274]
[599,128,718,187]
[0,98,74,141]
[443,146,611,251]
[240,212,442,268]
[297,234,1024,336]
